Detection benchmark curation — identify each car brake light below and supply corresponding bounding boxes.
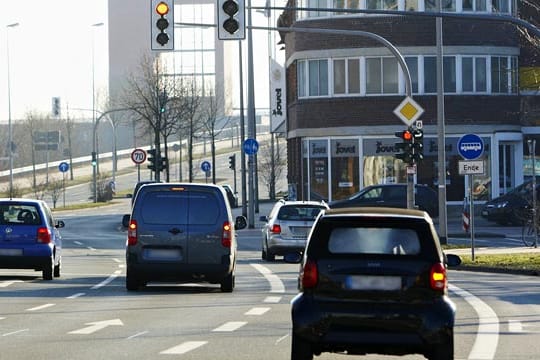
[127,220,138,246]
[430,263,447,291]
[37,227,51,244]
[301,259,318,289]
[270,224,281,234]
[222,221,232,248]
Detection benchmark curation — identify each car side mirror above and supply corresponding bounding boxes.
[122,214,130,228]
[259,215,268,222]
[56,220,65,229]
[445,254,462,267]
[235,216,247,230]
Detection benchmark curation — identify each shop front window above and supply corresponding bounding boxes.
[331,139,360,200]
[362,138,407,187]
[307,140,330,201]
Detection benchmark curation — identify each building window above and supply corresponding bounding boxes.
[463,0,487,11]
[491,0,509,13]
[298,61,306,98]
[404,56,419,93]
[424,56,437,93]
[309,59,329,96]
[444,56,456,93]
[425,0,456,11]
[487,55,518,94]
[366,57,398,94]
[331,139,360,200]
[366,0,398,10]
[463,56,487,92]
[333,58,360,95]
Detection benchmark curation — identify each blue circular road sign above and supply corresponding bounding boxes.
[243,138,259,155]
[201,160,211,172]
[58,162,69,173]
[458,134,484,160]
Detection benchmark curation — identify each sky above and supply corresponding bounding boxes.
[0,0,109,122]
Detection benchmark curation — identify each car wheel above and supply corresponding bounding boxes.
[427,330,453,360]
[220,272,235,293]
[42,256,54,280]
[53,260,61,278]
[291,333,313,360]
[266,251,275,262]
[262,248,267,260]
[126,269,140,291]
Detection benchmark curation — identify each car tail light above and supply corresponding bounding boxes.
[222,221,232,248]
[127,220,138,246]
[270,224,281,234]
[430,263,447,291]
[301,259,318,289]
[37,227,51,244]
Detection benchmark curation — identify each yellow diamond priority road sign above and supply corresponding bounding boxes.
[393,96,424,127]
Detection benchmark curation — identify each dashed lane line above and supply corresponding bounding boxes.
[26,303,55,312]
[212,321,247,332]
[160,341,208,355]
[245,307,271,316]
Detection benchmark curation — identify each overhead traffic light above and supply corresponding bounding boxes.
[217,0,245,40]
[147,149,157,172]
[228,154,236,170]
[151,0,174,50]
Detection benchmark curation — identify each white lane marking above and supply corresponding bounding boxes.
[127,331,149,340]
[69,319,124,335]
[74,241,83,245]
[264,296,282,303]
[112,258,121,263]
[91,271,121,289]
[0,317,5,320]
[0,280,23,288]
[276,333,289,345]
[26,303,55,311]
[2,329,29,337]
[66,293,86,299]
[160,341,208,355]
[245,307,271,316]
[87,247,96,251]
[251,264,285,293]
[212,321,247,332]
[508,320,523,333]
[449,284,499,360]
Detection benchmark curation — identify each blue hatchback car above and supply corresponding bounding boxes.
[0,199,64,280]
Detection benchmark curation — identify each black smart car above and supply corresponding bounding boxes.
[328,183,439,218]
[290,207,461,360]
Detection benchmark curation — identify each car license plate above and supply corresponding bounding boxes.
[144,248,182,260]
[345,275,401,290]
[0,249,23,256]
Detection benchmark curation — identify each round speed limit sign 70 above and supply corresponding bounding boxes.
[131,148,147,164]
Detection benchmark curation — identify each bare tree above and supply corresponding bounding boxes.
[47,178,63,208]
[200,85,229,184]
[22,112,47,188]
[258,137,287,199]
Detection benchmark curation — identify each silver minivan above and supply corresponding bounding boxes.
[125,183,247,292]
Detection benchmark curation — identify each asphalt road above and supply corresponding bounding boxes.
[0,201,539,360]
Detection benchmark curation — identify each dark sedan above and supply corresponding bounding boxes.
[328,183,439,218]
[481,180,539,225]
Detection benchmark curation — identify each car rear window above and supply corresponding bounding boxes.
[328,227,420,255]
[0,204,41,225]
[140,191,220,225]
[278,206,325,221]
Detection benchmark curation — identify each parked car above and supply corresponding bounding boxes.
[481,180,540,225]
[0,198,64,280]
[290,207,461,360]
[328,183,439,218]
[222,184,238,208]
[259,200,329,261]
[125,183,247,292]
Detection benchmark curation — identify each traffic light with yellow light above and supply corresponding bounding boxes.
[151,0,174,50]
[217,0,245,40]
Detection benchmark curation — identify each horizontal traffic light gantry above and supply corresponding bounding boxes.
[217,0,245,40]
[151,0,174,51]
[395,127,424,165]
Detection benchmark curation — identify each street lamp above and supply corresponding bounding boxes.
[6,22,19,199]
[91,22,104,202]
